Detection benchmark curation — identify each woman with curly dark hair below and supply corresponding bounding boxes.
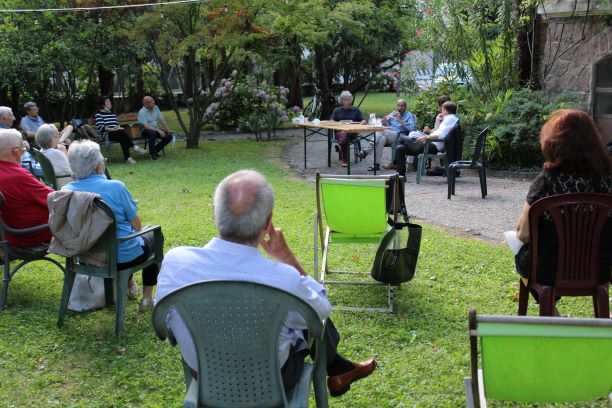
[514,109,612,289]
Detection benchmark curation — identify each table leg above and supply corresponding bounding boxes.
[303,127,307,169]
[327,129,332,167]
[373,133,377,175]
[346,139,351,175]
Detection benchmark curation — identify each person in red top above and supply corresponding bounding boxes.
[0,129,53,247]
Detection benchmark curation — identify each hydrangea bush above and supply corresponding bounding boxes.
[202,75,291,140]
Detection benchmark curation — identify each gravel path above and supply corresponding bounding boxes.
[275,128,534,244]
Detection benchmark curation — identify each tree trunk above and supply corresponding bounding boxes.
[98,66,115,99]
[10,82,20,113]
[515,0,533,86]
[314,45,334,119]
[287,37,303,108]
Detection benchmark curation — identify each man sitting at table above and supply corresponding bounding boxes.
[331,91,366,167]
[20,101,73,147]
[356,99,415,172]
[395,100,459,176]
[0,129,53,248]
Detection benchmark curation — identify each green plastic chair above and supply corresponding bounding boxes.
[0,192,64,310]
[31,148,72,190]
[465,309,612,407]
[416,124,462,184]
[57,198,163,335]
[315,173,401,312]
[152,280,329,408]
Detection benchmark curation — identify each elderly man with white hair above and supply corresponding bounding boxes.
[20,101,73,145]
[0,129,53,247]
[0,106,16,130]
[330,91,366,167]
[155,170,376,397]
[62,140,163,310]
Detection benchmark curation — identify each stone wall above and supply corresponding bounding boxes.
[538,16,611,108]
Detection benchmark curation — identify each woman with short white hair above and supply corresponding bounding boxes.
[331,91,366,167]
[35,124,72,187]
[64,140,164,310]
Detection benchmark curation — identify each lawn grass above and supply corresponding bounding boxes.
[0,138,605,407]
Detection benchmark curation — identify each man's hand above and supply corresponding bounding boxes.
[260,222,307,276]
[56,144,67,154]
[423,126,431,134]
[416,135,428,144]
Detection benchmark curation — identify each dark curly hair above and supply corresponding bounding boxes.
[540,109,610,175]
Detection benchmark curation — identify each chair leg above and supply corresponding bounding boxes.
[115,272,132,335]
[538,287,555,316]
[478,166,487,198]
[416,154,425,184]
[1,260,11,310]
[447,165,454,199]
[518,279,529,315]
[595,284,609,318]
[57,269,77,327]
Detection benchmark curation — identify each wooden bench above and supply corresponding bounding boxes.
[87,113,143,140]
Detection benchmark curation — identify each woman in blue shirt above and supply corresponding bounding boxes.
[64,140,163,310]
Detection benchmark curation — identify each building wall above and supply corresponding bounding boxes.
[538,16,611,108]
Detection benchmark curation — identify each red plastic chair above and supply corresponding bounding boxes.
[518,193,612,317]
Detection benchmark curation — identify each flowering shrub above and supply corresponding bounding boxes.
[370,71,397,92]
[398,53,429,96]
[203,75,291,139]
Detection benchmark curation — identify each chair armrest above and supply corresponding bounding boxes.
[4,222,50,235]
[117,224,161,242]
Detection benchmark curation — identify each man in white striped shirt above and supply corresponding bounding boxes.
[155,170,376,397]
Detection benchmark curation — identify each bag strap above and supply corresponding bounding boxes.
[387,216,410,230]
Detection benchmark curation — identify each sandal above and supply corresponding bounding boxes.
[367,164,380,171]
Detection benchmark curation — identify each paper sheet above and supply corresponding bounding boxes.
[503,230,524,255]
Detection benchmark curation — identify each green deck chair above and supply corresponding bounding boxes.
[152,280,329,408]
[314,173,401,312]
[465,309,612,407]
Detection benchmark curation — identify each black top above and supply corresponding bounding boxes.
[331,106,364,122]
[516,169,612,285]
[526,170,612,206]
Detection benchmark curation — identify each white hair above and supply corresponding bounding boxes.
[23,101,37,112]
[0,106,13,121]
[213,170,275,244]
[339,91,353,102]
[0,129,22,159]
[67,140,104,179]
[35,124,59,149]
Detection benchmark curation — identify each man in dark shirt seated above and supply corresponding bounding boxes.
[0,129,53,247]
[331,91,366,167]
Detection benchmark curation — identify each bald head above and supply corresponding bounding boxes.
[214,170,275,244]
[0,129,23,163]
[143,96,155,111]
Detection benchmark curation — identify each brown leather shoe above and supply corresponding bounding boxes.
[382,162,397,170]
[327,358,377,397]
